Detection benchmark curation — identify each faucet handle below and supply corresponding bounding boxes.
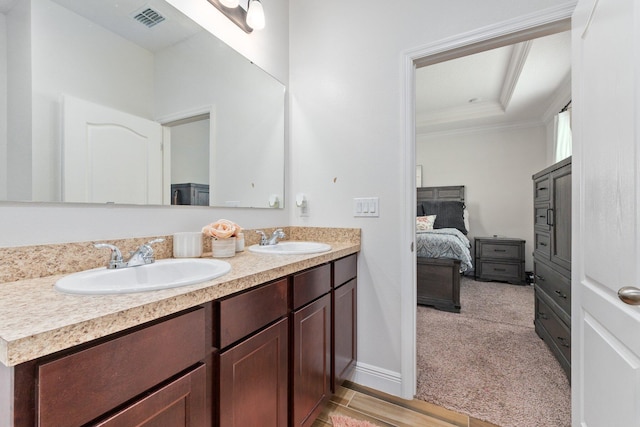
[137,238,165,258]
[94,243,124,269]
[256,230,268,245]
[143,238,164,249]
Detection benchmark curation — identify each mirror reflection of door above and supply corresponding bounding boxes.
[167,116,211,206]
[61,95,163,204]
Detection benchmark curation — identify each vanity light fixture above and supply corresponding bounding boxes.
[246,0,265,30]
[206,0,265,33]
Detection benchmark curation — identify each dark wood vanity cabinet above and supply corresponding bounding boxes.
[215,279,289,427]
[9,253,358,427]
[332,254,357,391]
[21,307,210,427]
[532,157,572,379]
[291,264,332,427]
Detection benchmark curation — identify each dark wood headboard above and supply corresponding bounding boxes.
[417,186,465,203]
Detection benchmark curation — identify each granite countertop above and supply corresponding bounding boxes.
[0,239,359,367]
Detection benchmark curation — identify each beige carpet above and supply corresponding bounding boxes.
[416,278,571,427]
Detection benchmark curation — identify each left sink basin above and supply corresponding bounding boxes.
[55,258,231,295]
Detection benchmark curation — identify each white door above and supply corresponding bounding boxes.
[572,0,640,425]
[62,95,163,204]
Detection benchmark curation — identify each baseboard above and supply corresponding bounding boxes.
[351,361,403,397]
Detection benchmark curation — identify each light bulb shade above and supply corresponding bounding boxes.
[219,0,239,7]
[246,0,265,30]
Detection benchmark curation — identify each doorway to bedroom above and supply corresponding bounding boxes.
[412,26,572,426]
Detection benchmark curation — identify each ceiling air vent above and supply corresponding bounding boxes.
[132,7,166,28]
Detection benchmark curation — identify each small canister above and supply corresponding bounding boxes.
[235,232,245,252]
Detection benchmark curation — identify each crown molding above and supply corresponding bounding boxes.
[499,40,532,109]
[417,119,545,138]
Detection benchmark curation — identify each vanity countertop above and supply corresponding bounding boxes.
[0,240,359,367]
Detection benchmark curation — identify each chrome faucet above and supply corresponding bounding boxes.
[94,238,164,269]
[256,229,286,246]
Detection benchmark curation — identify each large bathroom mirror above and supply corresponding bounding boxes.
[0,0,285,208]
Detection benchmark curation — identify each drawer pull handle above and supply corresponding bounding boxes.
[493,268,506,272]
[538,186,548,190]
[493,249,507,252]
[535,274,545,281]
[537,215,546,219]
[557,336,570,348]
[539,242,548,247]
[618,286,640,305]
[554,290,568,299]
[537,311,548,320]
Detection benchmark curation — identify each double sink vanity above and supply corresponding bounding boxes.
[0,227,359,427]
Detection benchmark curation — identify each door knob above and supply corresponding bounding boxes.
[618,286,640,305]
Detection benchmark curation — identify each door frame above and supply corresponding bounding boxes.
[156,106,216,206]
[400,2,577,399]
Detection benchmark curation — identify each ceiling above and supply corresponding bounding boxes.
[1,0,203,52]
[415,31,571,135]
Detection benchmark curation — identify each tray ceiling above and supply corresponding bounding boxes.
[416,31,571,135]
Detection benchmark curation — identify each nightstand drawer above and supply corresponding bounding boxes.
[476,260,524,283]
[478,242,522,260]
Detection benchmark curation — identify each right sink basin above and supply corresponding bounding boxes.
[248,241,332,255]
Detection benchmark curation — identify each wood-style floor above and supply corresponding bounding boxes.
[313,381,499,427]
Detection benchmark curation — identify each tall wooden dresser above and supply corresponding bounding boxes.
[532,156,571,379]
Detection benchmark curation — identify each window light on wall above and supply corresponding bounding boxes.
[207,0,265,33]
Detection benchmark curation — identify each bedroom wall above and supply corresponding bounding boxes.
[417,124,548,271]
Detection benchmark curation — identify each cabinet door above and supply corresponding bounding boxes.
[550,163,571,271]
[219,318,288,427]
[333,279,357,391]
[292,293,331,427]
[95,364,207,427]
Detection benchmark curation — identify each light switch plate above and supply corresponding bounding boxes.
[353,197,379,217]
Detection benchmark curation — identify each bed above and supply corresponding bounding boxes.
[416,185,472,313]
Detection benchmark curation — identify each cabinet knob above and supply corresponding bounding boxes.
[618,286,640,305]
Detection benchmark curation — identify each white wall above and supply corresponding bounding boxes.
[289,0,576,395]
[171,119,209,185]
[5,0,30,201]
[417,125,548,271]
[0,12,7,200]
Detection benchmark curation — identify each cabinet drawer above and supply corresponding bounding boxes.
[217,278,288,349]
[476,260,523,282]
[534,205,551,231]
[535,261,571,317]
[535,294,571,366]
[534,176,550,202]
[334,254,357,288]
[535,231,551,258]
[38,308,205,427]
[479,242,522,260]
[293,263,331,309]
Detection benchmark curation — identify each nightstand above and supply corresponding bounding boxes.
[474,237,526,285]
